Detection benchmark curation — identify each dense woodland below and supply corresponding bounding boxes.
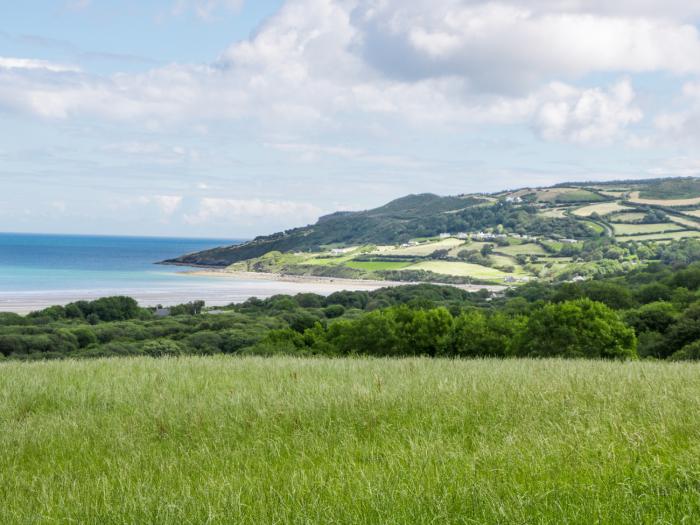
[5,238,700,361]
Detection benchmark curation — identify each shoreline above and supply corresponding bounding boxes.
[181,268,507,292]
[0,269,505,314]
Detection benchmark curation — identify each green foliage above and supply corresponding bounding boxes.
[670,340,700,360]
[166,196,597,267]
[638,177,700,199]
[516,299,637,359]
[10,252,700,362]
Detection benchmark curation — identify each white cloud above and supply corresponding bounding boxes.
[152,195,183,215]
[112,194,183,216]
[268,141,426,168]
[355,2,700,92]
[100,142,199,164]
[0,57,80,73]
[653,81,700,138]
[184,197,322,224]
[533,79,642,143]
[649,157,700,177]
[171,0,244,20]
[0,0,696,146]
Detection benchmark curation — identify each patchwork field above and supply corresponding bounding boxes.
[496,243,547,256]
[403,260,511,279]
[534,187,604,203]
[345,260,411,271]
[628,191,700,206]
[539,207,568,218]
[668,215,700,229]
[573,202,632,217]
[2,357,700,524]
[608,212,647,223]
[612,223,685,235]
[617,230,700,242]
[383,238,465,256]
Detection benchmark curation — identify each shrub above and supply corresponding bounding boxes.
[141,339,184,357]
[670,340,700,361]
[516,299,637,359]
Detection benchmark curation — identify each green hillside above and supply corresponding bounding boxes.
[165,177,700,285]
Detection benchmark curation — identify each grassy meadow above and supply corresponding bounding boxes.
[2,356,700,524]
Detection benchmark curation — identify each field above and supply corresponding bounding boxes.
[616,230,700,242]
[668,215,700,229]
[533,187,603,203]
[345,260,411,271]
[496,242,547,256]
[2,357,700,524]
[403,260,510,279]
[628,191,700,207]
[383,239,465,256]
[572,202,631,217]
[612,222,685,235]
[608,212,647,223]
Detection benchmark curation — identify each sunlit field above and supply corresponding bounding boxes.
[2,356,700,524]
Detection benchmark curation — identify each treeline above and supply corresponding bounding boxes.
[5,241,700,361]
[250,299,635,359]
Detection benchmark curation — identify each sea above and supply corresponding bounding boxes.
[0,232,387,313]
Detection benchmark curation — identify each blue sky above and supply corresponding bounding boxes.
[2,1,700,237]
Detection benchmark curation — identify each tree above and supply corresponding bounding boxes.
[624,302,677,334]
[670,340,700,361]
[516,299,637,359]
[142,338,184,357]
[635,283,672,304]
[450,311,521,357]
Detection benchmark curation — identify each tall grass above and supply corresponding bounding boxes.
[1,356,700,523]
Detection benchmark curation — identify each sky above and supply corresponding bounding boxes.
[2,1,700,238]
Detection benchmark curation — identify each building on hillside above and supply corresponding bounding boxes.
[154,308,171,318]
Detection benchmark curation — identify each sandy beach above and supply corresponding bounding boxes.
[183,268,506,292]
[0,269,505,314]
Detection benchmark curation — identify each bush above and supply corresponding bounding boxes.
[323,304,345,318]
[516,299,637,359]
[142,339,184,357]
[670,340,700,361]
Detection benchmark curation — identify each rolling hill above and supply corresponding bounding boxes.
[163,177,700,285]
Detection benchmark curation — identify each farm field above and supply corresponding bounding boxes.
[572,202,632,217]
[496,243,547,256]
[539,207,567,218]
[2,356,700,524]
[383,238,465,256]
[534,187,603,203]
[668,215,700,229]
[403,260,510,279]
[345,260,411,271]
[616,230,700,242]
[611,223,685,235]
[608,212,647,223]
[628,191,700,206]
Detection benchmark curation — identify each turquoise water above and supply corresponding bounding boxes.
[0,232,239,292]
[0,232,388,312]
